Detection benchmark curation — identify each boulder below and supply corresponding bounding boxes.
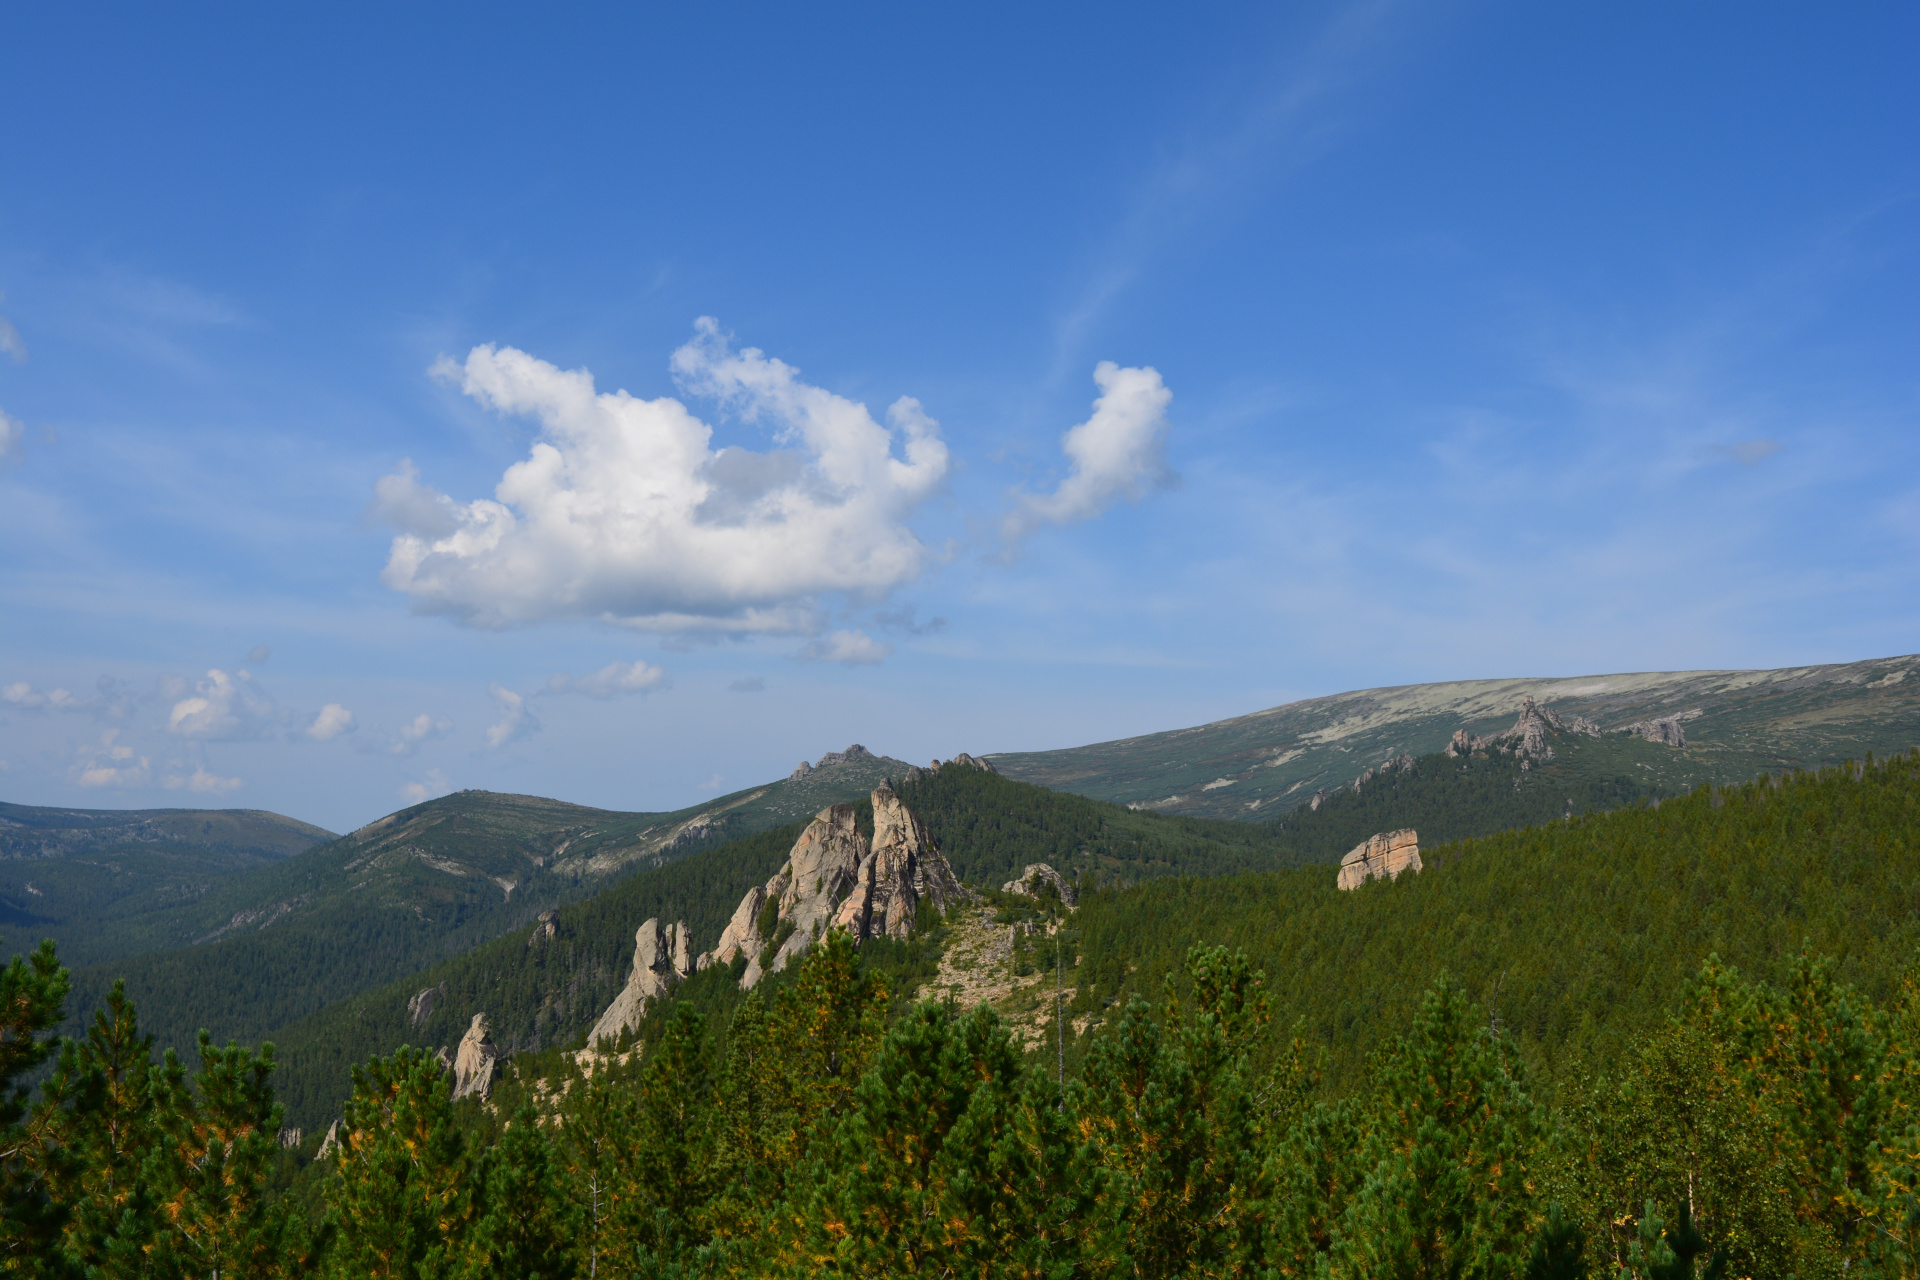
[1337,830,1422,891]
[451,1013,503,1101]
[589,919,693,1049]
[1001,862,1077,907]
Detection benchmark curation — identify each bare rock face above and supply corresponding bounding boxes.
[700,789,971,990]
[589,919,693,1048]
[701,885,767,974]
[528,909,558,945]
[1337,829,1422,891]
[317,1119,343,1160]
[815,744,873,768]
[451,1013,503,1101]
[1619,710,1700,748]
[407,981,446,1029]
[789,760,814,780]
[1001,862,1077,907]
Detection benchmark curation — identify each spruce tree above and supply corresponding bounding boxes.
[0,940,71,1271]
[469,1101,575,1280]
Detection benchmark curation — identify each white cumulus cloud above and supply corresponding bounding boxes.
[374,319,949,635]
[382,712,452,756]
[1002,361,1175,543]
[166,668,281,740]
[544,660,666,699]
[794,629,893,666]
[74,730,151,789]
[484,684,538,748]
[401,767,453,804]
[166,766,242,795]
[305,703,356,741]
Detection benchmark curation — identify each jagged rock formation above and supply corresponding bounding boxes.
[1619,709,1700,748]
[1337,830,1422,890]
[528,909,558,944]
[815,744,874,768]
[1445,695,1606,762]
[938,752,998,774]
[700,787,971,990]
[789,760,814,780]
[406,982,445,1029]
[276,1127,302,1149]
[1002,862,1077,907]
[589,919,693,1048]
[317,1119,342,1160]
[451,1013,503,1101]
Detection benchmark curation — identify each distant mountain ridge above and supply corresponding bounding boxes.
[990,653,1920,820]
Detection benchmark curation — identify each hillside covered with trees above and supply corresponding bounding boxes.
[1,752,1915,1276]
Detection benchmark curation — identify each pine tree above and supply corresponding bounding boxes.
[469,1101,575,1280]
[1329,974,1538,1280]
[0,939,72,1272]
[321,1046,474,1280]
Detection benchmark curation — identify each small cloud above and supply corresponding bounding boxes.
[484,684,539,748]
[74,730,151,789]
[305,703,356,742]
[1697,439,1781,466]
[0,294,26,363]
[543,660,666,699]
[167,668,282,741]
[401,767,453,804]
[794,629,893,666]
[700,773,725,791]
[247,645,272,665]
[382,712,452,756]
[873,605,948,637]
[5,677,137,719]
[728,676,766,693]
[0,409,24,466]
[1001,361,1175,546]
[165,766,242,796]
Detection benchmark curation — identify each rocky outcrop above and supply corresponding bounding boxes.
[1001,862,1077,907]
[317,1119,343,1160]
[1618,709,1700,748]
[589,919,693,1048]
[451,1013,503,1101]
[276,1127,302,1149]
[789,760,814,780]
[407,982,446,1029]
[933,752,998,774]
[1446,696,1602,762]
[700,886,767,974]
[700,788,972,990]
[1337,829,1421,891]
[815,744,874,768]
[528,909,558,945]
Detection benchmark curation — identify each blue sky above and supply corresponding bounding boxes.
[2,3,1915,832]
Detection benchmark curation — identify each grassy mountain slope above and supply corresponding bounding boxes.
[991,652,1920,820]
[0,801,335,968]
[227,768,1326,1127]
[1254,719,1692,862]
[1066,750,1920,1101]
[55,749,916,1056]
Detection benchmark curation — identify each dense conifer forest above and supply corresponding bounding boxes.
[2,752,1918,1276]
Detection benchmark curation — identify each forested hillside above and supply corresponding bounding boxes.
[1073,751,1920,1097]
[8,753,1919,1277]
[0,801,334,969]
[248,767,1319,1127]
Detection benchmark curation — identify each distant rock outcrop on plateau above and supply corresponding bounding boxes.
[1338,829,1422,890]
[698,783,970,990]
